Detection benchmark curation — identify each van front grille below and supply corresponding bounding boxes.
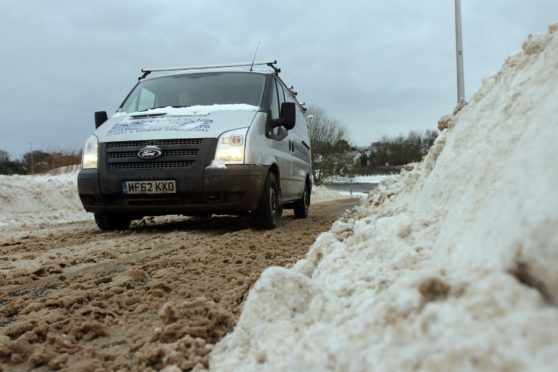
[109,161,194,169]
[107,149,199,159]
[105,139,204,170]
[106,139,202,148]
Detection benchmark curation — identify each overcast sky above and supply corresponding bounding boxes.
[0,0,555,158]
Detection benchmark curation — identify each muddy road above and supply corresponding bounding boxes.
[0,199,358,371]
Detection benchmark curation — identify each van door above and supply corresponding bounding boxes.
[268,78,296,200]
[282,88,309,199]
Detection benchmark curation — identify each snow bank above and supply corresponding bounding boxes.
[210,23,558,371]
[311,185,347,202]
[327,174,389,184]
[0,172,345,228]
[0,171,90,227]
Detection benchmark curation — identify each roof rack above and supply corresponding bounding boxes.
[138,60,280,80]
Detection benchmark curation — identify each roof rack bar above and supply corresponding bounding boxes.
[139,60,277,79]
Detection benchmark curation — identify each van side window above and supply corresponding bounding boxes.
[267,79,288,141]
[279,81,300,115]
[270,80,280,120]
[277,81,286,105]
[286,90,296,104]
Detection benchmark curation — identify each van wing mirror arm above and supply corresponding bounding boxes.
[270,118,286,129]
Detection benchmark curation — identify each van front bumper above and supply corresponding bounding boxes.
[77,165,268,215]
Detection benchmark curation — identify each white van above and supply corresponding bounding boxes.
[78,61,312,231]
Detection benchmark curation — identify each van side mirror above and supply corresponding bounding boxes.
[95,111,108,128]
[278,102,296,130]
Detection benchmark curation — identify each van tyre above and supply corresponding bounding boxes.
[254,172,282,229]
[294,182,310,219]
[94,212,132,231]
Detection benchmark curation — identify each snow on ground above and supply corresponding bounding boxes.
[0,171,90,227]
[311,185,348,202]
[327,174,390,184]
[336,190,367,199]
[0,172,347,228]
[210,23,558,371]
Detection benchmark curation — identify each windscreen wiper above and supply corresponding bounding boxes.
[130,110,167,119]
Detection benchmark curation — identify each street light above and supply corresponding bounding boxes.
[455,0,465,102]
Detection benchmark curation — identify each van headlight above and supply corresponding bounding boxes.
[214,128,248,164]
[81,135,99,169]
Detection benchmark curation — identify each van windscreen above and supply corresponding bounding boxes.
[119,72,265,113]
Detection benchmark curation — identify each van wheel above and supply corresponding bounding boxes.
[254,172,282,229]
[294,182,310,219]
[94,212,131,231]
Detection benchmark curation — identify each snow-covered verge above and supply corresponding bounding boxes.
[0,172,346,228]
[311,185,347,202]
[210,23,558,371]
[327,174,389,184]
[0,172,90,227]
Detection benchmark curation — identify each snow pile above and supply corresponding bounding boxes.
[0,173,346,228]
[210,23,558,370]
[0,171,90,227]
[0,172,345,228]
[311,185,347,202]
[327,174,389,184]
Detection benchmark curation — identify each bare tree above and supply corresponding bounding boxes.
[0,149,9,163]
[306,105,351,185]
[0,149,26,175]
[370,129,438,168]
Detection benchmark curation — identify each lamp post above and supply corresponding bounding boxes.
[306,114,315,183]
[455,0,465,102]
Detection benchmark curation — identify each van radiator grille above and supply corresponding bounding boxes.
[110,161,194,169]
[106,139,202,148]
[105,139,203,169]
[108,149,198,159]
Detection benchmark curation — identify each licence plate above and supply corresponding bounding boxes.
[122,180,176,194]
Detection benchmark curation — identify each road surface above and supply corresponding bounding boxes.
[0,198,358,371]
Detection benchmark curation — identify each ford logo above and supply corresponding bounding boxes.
[137,145,162,159]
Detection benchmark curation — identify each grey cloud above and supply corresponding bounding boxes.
[0,0,555,158]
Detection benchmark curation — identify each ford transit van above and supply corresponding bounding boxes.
[77,61,312,231]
